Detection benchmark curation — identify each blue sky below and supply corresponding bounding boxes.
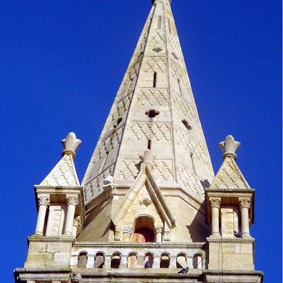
[0,0,281,282]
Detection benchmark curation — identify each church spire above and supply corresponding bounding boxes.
[82,0,214,205]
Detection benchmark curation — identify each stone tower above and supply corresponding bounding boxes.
[14,1,264,282]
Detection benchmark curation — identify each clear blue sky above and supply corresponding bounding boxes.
[0,1,281,282]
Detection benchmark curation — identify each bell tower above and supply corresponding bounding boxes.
[14,1,264,282]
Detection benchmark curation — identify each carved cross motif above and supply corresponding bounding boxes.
[37,194,50,206]
[61,132,82,158]
[219,135,241,160]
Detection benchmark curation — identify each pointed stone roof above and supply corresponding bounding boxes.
[210,156,250,190]
[82,0,214,204]
[39,132,81,187]
[40,154,80,187]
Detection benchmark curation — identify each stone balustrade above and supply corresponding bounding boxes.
[70,242,206,270]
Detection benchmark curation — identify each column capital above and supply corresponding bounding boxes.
[156,226,163,233]
[239,198,251,209]
[209,197,221,208]
[66,195,79,206]
[37,194,50,206]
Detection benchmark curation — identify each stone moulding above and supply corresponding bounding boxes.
[73,242,206,249]
[14,268,72,283]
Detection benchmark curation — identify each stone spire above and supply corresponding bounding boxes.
[82,0,214,204]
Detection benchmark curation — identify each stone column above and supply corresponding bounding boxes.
[153,255,160,268]
[169,255,176,268]
[120,255,128,268]
[239,198,251,238]
[156,227,163,243]
[64,195,79,235]
[210,198,221,237]
[34,194,50,235]
[104,255,111,268]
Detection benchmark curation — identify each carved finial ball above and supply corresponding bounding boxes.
[219,135,241,160]
[61,132,82,158]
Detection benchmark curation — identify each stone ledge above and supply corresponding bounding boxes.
[14,267,72,273]
[74,241,206,249]
[204,270,264,283]
[207,237,255,243]
[14,268,72,283]
[81,270,202,279]
[204,269,264,276]
[28,235,75,243]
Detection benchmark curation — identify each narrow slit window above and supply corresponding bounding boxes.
[158,16,162,29]
[153,72,157,88]
[168,19,171,33]
[147,139,152,150]
[190,152,196,175]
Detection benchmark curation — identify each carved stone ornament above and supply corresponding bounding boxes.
[209,198,221,208]
[66,195,79,206]
[61,132,82,158]
[71,272,82,283]
[239,198,251,209]
[37,194,50,206]
[219,135,241,160]
[74,216,82,228]
[139,197,152,207]
[123,225,133,235]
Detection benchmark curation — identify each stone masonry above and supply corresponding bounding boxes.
[14,1,264,283]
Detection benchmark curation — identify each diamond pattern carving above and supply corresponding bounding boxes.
[151,30,164,44]
[212,157,250,190]
[152,160,174,182]
[41,155,79,187]
[144,57,166,73]
[175,125,209,166]
[129,122,171,142]
[118,160,140,181]
[177,162,204,200]
[172,93,195,119]
[137,88,169,107]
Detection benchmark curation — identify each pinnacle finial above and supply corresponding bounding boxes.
[219,135,241,160]
[142,149,154,164]
[61,132,82,158]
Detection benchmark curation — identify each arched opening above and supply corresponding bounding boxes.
[77,251,88,268]
[111,252,121,268]
[176,253,187,268]
[94,252,105,268]
[127,253,137,268]
[160,253,170,268]
[144,253,153,268]
[193,254,202,269]
[133,216,155,243]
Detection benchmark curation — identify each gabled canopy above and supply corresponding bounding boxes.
[112,165,175,230]
[40,154,80,187]
[210,156,250,190]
